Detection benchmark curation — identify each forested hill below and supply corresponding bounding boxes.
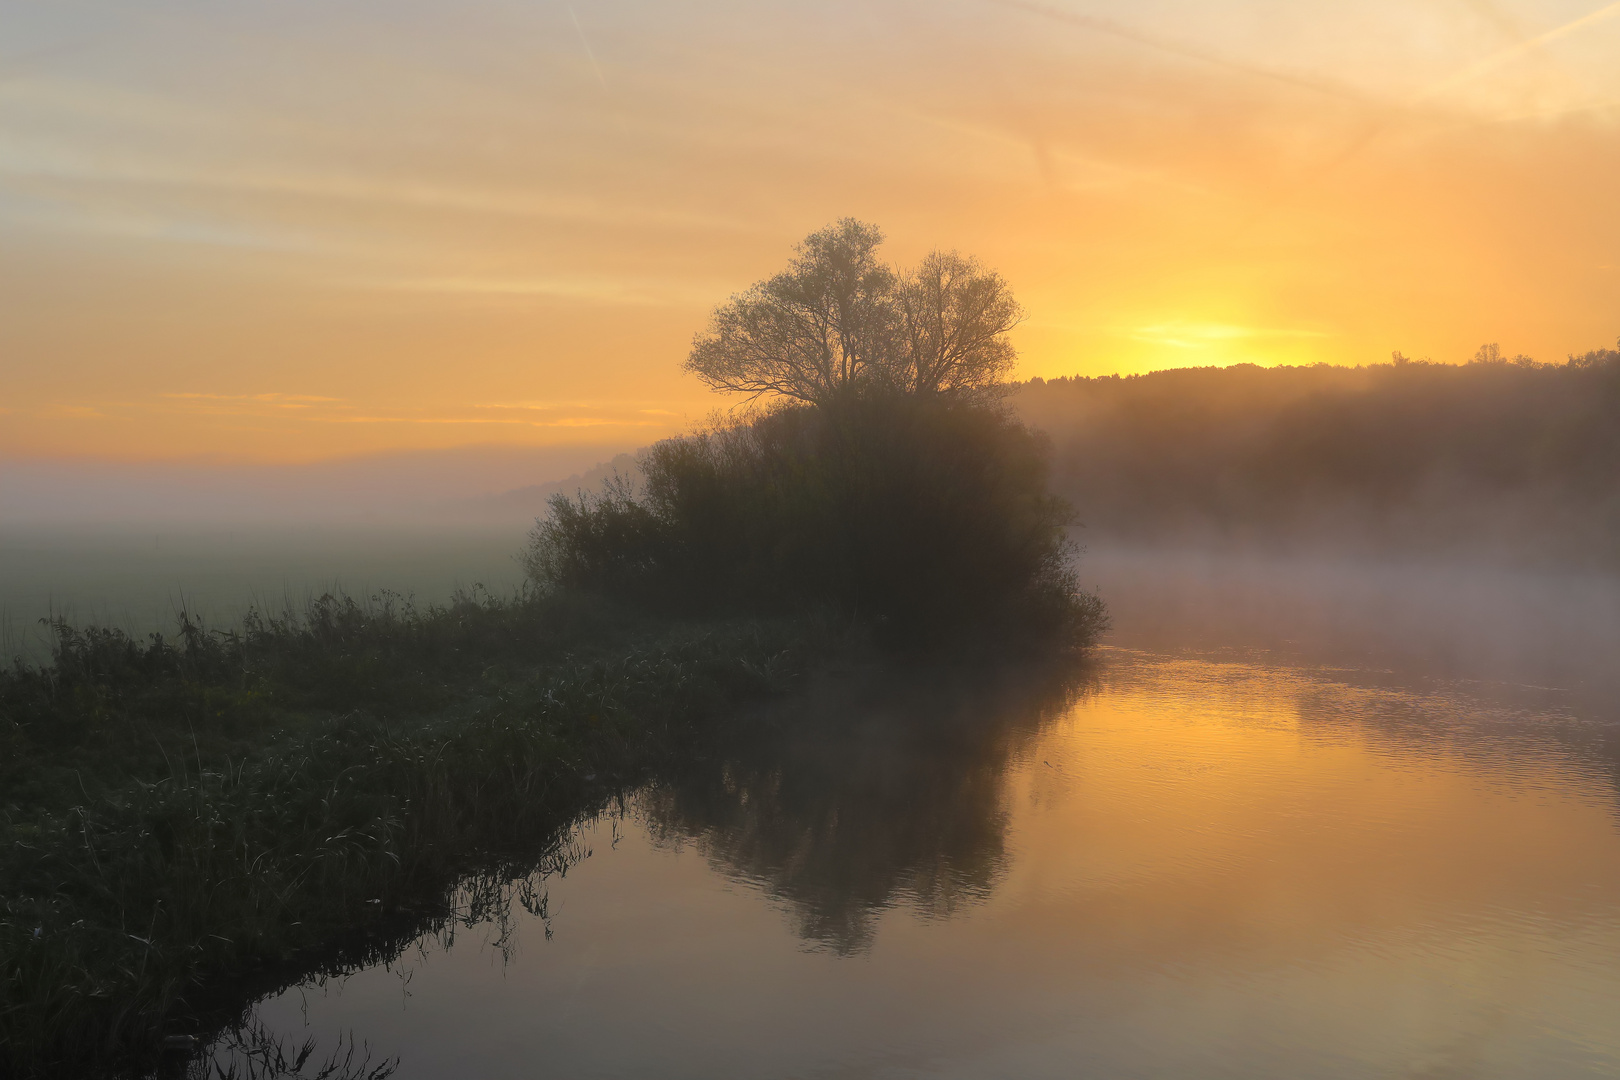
[1015,343,1620,563]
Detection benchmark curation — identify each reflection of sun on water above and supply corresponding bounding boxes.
[1007,656,1620,939]
[970,653,1620,1069]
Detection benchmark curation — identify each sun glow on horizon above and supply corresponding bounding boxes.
[2,0,1617,461]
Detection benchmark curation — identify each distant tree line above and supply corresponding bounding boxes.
[1017,340,1620,561]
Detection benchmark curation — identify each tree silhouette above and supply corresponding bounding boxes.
[685,219,1021,407]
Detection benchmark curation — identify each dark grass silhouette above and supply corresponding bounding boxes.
[0,593,840,1078]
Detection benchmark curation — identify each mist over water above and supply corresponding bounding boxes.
[1083,544,1620,706]
[208,542,1620,1080]
[10,391,1619,1077]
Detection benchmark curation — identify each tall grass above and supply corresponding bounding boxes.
[0,592,832,1077]
[526,396,1107,649]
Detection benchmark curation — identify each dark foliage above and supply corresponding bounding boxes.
[1017,342,1620,560]
[525,396,1107,649]
[0,592,828,1078]
[685,219,1020,408]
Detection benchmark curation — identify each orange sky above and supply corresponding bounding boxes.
[2,0,1617,462]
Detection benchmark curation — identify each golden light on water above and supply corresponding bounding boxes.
[3,0,1618,460]
[1007,662,1620,943]
[953,660,1620,1068]
[246,650,1620,1073]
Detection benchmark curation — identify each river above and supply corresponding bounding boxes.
[202,546,1620,1079]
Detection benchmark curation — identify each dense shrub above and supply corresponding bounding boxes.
[525,396,1105,649]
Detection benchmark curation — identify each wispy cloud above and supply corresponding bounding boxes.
[0,83,747,235]
[1417,1,1620,102]
[988,0,1379,105]
[568,6,608,88]
[23,391,675,435]
[0,183,324,252]
[368,275,722,307]
[5,0,1617,460]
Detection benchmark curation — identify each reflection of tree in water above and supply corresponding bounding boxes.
[189,661,1092,1071]
[641,659,1096,953]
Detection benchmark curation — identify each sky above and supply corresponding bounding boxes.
[2,0,1618,463]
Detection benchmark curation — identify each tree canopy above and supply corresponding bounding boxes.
[685,219,1022,408]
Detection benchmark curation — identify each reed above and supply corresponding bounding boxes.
[0,591,834,1078]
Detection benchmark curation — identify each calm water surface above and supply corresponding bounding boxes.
[221,551,1620,1078]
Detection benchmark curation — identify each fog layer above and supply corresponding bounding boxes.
[1020,349,1620,565]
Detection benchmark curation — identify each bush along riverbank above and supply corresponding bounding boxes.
[0,593,851,1077]
[529,395,1107,651]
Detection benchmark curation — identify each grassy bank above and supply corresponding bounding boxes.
[0,590,847,1078]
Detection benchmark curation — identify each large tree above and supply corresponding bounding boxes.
[685,219,895,407]
[685,220,1021,408]
[891,250,1021,398]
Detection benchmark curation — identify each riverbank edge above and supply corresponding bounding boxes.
[1,603,860,1079]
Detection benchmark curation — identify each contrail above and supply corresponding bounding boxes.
[1416,0,1620,100]
[1218,0,1620,272]
[568,5,607,87]
[987,0,1376,104]
[992,0,1620,115]
[994,0,1620,237]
